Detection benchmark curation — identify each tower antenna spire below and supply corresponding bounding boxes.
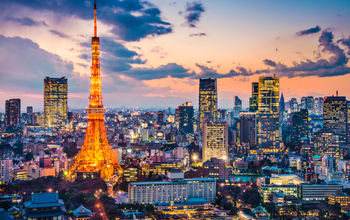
[94,0,97,37]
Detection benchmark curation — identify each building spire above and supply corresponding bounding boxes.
[94,0,97,37]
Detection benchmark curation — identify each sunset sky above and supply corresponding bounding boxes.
[0,0,350,111]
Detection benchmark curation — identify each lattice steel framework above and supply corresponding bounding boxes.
[68,2,122,180]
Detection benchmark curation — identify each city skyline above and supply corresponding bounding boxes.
[0,0,350,110]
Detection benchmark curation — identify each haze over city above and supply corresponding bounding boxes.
[0,0,350,110]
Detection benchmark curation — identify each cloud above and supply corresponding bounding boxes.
[50,30,70,39]
[193,64,258,79]
[296,25,321,36]
[264,31,350,78]
[5,16,47,27]
[120,63,195,80]
[263,59,277,67]
[1,0,172,41]
[184,2,205,28]
[0,35,74,91]
[189,32,207,37]
[339,37,350,55]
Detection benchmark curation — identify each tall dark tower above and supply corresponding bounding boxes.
[199,78,217,130]
[5,99,21,127]
[279,93,285,113]
[68,1,122,181]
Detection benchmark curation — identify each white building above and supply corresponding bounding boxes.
[128,171,216,205]
[0,158,13,184]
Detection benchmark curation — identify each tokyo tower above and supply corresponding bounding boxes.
[68,1,122,180]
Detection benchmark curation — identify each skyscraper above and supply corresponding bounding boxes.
[177,102,194,135]
[233,96,242,118]
[348,101,350,147]
[44,77,67,128]
[202,122,228,162]
[68,2,122,180]
[257,76,280,152]
[5,98,21,127]
[314,97,324,116]
[323,95,347,146]
[301,96,314,114]
[289,98,298,113]
[239,112,257,148]
[249,82,259,112]
[279,93,285,113]
[291,109,309,145]
[199,78,217,130]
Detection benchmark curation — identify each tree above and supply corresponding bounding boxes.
[241,189,262,208]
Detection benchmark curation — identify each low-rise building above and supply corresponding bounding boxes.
[298,184,343,201]
[328,193,350,212]
[128,171,216,205]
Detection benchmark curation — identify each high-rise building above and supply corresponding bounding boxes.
[5,98,21,127]
[314,97,324,116]
[27,106,33,114]
[257,76,280,152]
[202,122,228,162]
[177,102,194,135]
[239,112,257,147]
[44,77,67,128]
[301,96,315,114]
[279,93,285,113]
[348,101,350,147]
[22,106,34,125]
[199,78,217,130]
[279,93,286,123]
[289,98,298,113]
[157,110,165,125]
[218,109,228,122]
[291,109,309,145]
[68,2,122,180]
[249,82,259,112]
[315,129,341,159]
[0,158,13,184]
[323,95,347,146]
[233,96,242,118]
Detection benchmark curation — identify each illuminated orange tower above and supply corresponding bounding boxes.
[68,1,122,180]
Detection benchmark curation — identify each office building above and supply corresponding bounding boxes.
[203,158,229,180]
[315,129,341,159]
[257,76,280,152]
[44,77,68,128]
[128,171,216,204]
[233,96,242,118]
[199,78,217,130]
[157,110,165,125]
[347,101,350,147]
[202,122,228,162]
[0,158,13,184]
[239,112,257,147]
[249,82,259,112]
[299,184,343,201]
[5,98,21,127]
[323,95,347,146]
[314,97,324,116]
[176,102,194,135]
[289,98,298,113]
[328,193,350,212]
[301,96,314,114]
[291,109,308,145]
